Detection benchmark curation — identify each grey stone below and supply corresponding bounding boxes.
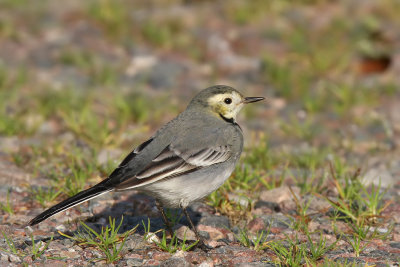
[227,193,250,209]
[199,231,210,240]
[389,242,400,249]
[361,166,395,188]
[259,214,291,229]
[160,257,190,267]
[365,250,390,257]
[198,261,214,267]
[234,263,275,267]
[199,215,230,229]
[9,253,21,263]
[124,234,149,250]
[334,257,365,265]
[213,245,248,255]
[0,158,32,190]
[306,196,331,212]
[126,258,143,266]
[148,61,185,89]
[259,186,300,204]
[174,225,196,241]
[0,137,20,153]
[0,252,10,262]
[254,200,280,211]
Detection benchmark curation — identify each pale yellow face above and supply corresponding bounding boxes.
[207,91,244,120]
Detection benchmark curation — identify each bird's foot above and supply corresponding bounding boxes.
[194,239,213,252]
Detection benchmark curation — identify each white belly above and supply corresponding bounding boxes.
[139,162,236,208]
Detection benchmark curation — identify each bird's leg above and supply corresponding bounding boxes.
[181,206,212,251]
[182,206,201,241]
[155,200,173,237]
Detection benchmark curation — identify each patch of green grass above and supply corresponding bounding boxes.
[222,1,281,25]
[61,106,116,148]
[223,137,284,192]
[233,228,270,251]
[29,186,62,208]
[59,48,119,86]
[268,235,306,266]
[141,21,173,48]
[140,17,190,50]
[27,234,54,261]
[345,233,368,258]
[241,138,277,174]
[59,48,96,70]
[279,116,321,143]
[33,144,98,197]
[290,189,314,231]
[112,92,152,124]
[324,163,389,227]
[287,149,332,194]
[25,143,102,206]
[226,165,260,191]
[207,191,253,225]
[268,232,337,266]
[0,232,54,262]
[164,209,183,228]
[0,190,14,215]
[59,216,137,263]
[35,87,87,119]
[0,67,35,136]
[259,6,397,119]
[306,232,338,263]
[86,0,131,41]
[321,258,360,267]
[62,150,99,197]
[155,230,198,254]
[348,222,392,241]
[359,181,391,222]
[0,232,21,256]
[141,218,198,253]
[141,218,156,241]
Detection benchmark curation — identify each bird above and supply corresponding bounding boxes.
[28,85,265,242]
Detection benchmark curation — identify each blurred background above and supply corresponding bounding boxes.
[0,0,399,221]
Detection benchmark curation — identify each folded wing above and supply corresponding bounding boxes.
[114,144,232,190]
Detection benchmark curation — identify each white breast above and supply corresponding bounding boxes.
[139,162,236,208]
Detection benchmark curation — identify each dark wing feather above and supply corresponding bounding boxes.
[118,138,153,167]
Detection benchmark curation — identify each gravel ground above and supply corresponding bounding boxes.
[1,0,400,266]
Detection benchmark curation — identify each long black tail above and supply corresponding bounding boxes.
[28,180,114,226]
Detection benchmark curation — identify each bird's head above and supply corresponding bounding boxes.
[188,85,265,121]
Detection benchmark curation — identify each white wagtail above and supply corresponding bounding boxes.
[28,85,264,241]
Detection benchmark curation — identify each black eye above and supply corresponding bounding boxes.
[224,98,232,104]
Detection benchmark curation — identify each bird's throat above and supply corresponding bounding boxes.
[219,113,235,124]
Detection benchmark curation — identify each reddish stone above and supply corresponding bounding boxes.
[205,240,226,248]
[393,233,400,241]
[247,218,265,232]
[32,230,48,236]
[232,256,257,264]
[184,252,208,265]
[269,227,283,234]
[197,225,226,240]
[14,230,26,236]
[152,251,171,261]
[371,239,384,246]
[125,253,143,259]
[143,259,160,265]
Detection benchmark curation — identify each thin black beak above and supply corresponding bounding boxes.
[243,96,265,104]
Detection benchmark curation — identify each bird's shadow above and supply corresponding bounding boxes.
[67,192,203,236]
